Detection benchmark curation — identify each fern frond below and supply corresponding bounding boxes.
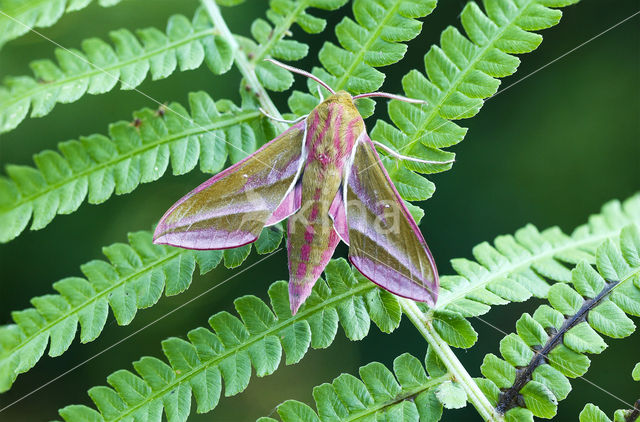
[477,225,640,420]
[373,0,580,203]
[0,0,125,50]
[0,226,284,393]
[287,0,437,118]
[0,91,264,243]
[55,258,403,421]
[432,195,640,326]
[258,352,447,422]
[0,7,234,135]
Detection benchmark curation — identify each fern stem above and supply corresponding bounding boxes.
[498,277,621,413]
[201,0,287,132]
[400,298,502,421]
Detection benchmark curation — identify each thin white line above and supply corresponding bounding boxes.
[0,249,282,413]
[490,10,640,99]
[0,9,276,170]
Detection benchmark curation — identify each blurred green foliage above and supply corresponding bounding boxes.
[0,0,637,420]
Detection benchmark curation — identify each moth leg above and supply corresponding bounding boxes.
[372,141,455,165]
[259,107,308,124]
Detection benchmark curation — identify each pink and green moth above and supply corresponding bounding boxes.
[153,60,452,315]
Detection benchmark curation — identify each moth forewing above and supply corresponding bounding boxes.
[263,121,309,227]
[153,120,307,250]
[344,133,438,306]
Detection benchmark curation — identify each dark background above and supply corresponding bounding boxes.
[0,0,638,420]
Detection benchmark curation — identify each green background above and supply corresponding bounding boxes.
[0,0,638,420]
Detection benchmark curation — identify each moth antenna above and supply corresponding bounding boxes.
[372,141,454,165]
[353,92,427,104]
[265,58,336,95]
[259,107,307,124]
[317,85,325,101]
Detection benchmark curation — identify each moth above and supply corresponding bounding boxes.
[154,60,452,314]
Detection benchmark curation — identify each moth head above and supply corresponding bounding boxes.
[322,90,359,112]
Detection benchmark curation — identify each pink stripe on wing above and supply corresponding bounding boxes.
[296,262,307,279]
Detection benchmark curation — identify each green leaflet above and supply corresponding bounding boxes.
[431,310,477,349]
[0,92,263,243]
[0,226,283,393]
[371,0,580,204]
[56,259,404,421]
[322,0,438,93]
[579,404,614,422]
[259,353,447,422]
[0,0,126,50]
[0,7,234,134]
[482,224,640,419]
[288,0,438,120]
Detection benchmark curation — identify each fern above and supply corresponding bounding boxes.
[55,258,404,421]
[257,352,447,422]
[0,225,284,393]
[0,0,126,49]
[286,0,580,206]
[47,194,638,420]
[579,362,639,422]
[0,7,234,134]
[476,225,640,420]
[405,195,640,351]
[288,0,437,119]
[0,91,264,243]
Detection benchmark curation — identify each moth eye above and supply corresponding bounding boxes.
[243,174,248,178]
